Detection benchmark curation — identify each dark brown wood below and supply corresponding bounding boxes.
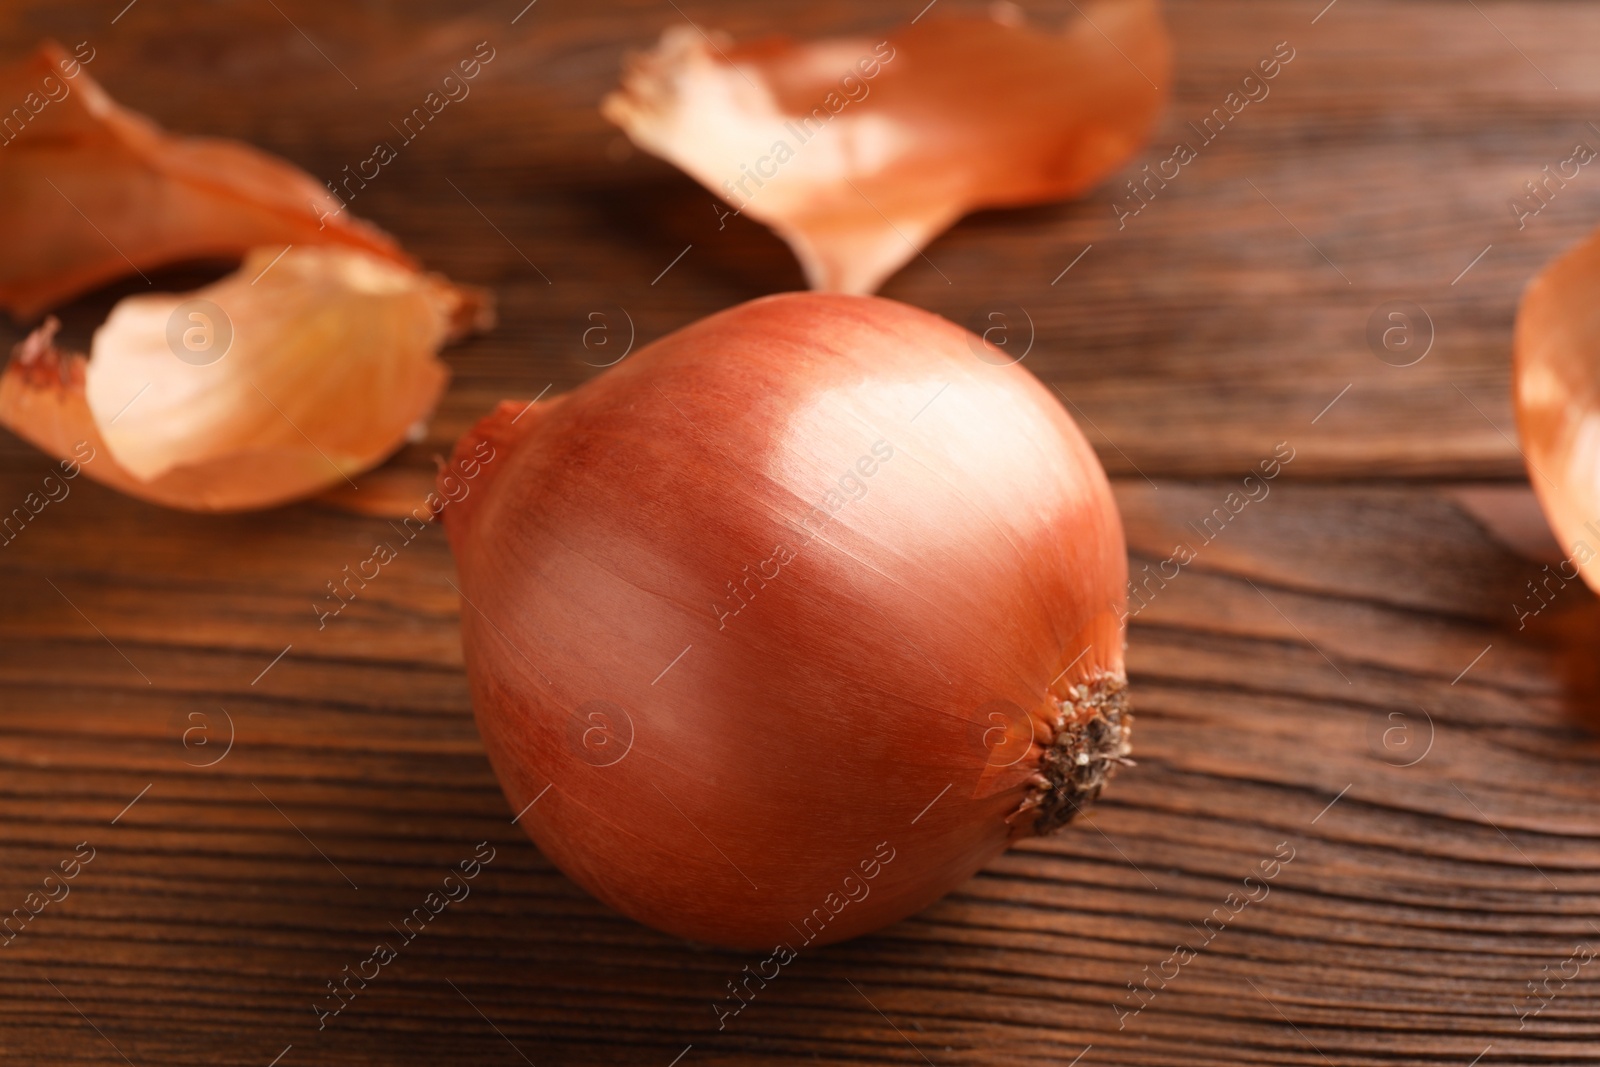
[4,0,1600,1063]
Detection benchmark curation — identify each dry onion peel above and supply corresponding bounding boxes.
[443,292,1129,948]
[1515,224,1600,592]
[602,0,1170,294]
[0,246,490,512]
[0,41,406,320]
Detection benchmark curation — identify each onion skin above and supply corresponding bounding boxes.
[1516,226,1600,593]
[0,41,406,320]
[0,248,489,512]
[443,293,1128,948]
[602,0,1170,295]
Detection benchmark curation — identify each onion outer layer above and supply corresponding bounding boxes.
[1516,224,1600,594]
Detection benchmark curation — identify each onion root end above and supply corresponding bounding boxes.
[1018,674,1132,836]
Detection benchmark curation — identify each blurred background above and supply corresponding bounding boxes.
[3,0,1599,1064]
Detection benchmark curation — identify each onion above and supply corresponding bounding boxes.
[443,292,1129,948]
[1516,224,1600,593]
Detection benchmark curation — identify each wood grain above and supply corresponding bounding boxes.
[4,0,1600,1064]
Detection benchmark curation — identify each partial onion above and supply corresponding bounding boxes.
[602,0,1169,294]
[0,246,489,512]
[1515,224,1600,592]
[443,292,1129,948]
[0,41,405,320]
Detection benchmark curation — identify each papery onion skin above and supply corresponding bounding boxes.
[602,0,1170,295]
[0,247,490,512]
[1515,225,1600,593]
[0,41,406,320]
[443,292,1129,948]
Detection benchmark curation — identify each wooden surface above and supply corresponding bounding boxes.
[4,0,1600,1063]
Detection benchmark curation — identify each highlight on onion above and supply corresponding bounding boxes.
[441,292,1130,948]
[0,247,490,512]
[1515,223,1600,593]
[602,0,1170,295]
[0,41,405,321]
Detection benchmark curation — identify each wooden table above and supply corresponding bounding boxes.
[4,0,1599,1063]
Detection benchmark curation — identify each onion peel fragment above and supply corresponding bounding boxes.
[602,0,1170,294]
[0,246,490,512]
[1515,225,1600,593]
[0,40,407,320]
